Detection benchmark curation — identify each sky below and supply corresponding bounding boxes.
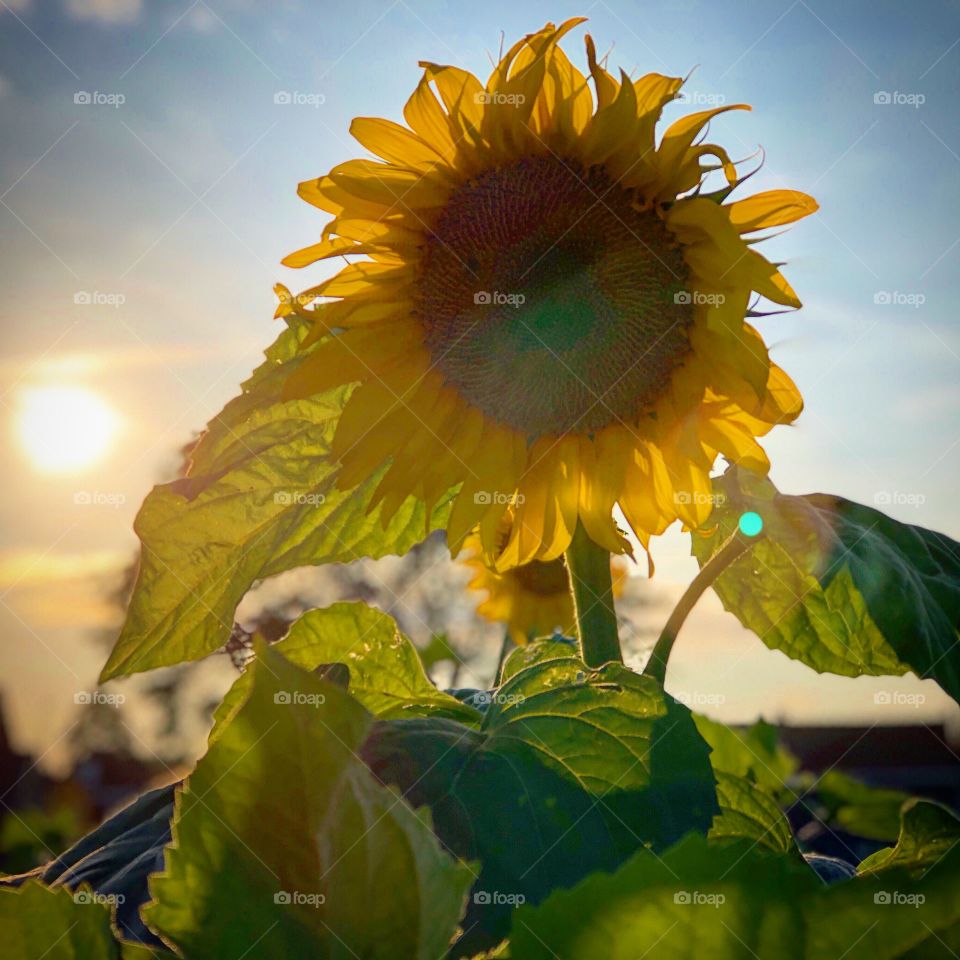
[1,0,959,766]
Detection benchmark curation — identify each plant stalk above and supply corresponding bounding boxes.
[643,531,756,685]
[564,522,622,667]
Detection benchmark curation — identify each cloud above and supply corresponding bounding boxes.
[0,338,266,384]
[0,548,127,590]
[63,0,142,25]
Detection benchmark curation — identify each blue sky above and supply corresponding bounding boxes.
[1,0,959,762]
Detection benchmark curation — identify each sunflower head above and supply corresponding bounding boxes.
[281,18,816,571]
[462,529,627,644]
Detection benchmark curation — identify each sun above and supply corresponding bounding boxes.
[15,385,121,474]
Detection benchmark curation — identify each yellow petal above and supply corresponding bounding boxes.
[727,190,819,233]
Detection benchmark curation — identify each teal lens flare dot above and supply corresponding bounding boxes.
[738,511,763,537]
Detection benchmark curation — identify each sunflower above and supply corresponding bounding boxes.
[279,18,816,571]
[462,529,627,644]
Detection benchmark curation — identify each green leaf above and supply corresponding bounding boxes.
[509,835,960,960]
[275,602,480,720]
[691,466,960,701]
[146,642,473,960]
[499,635,578,682]
[694,715,798,801]
[101,324,456,682]
[0,881,162,958]
[815,770,910,842]
[208,604,481,745]
[858,799,960,877]
[238,603,480,724]
[363,656,718,955]
[710,771,797,854]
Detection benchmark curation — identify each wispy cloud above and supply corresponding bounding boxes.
[0,547,127,589]
[0,338,266,384]
[63,0,142,25]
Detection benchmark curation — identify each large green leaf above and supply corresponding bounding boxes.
[509,835,960,960]
[692,466,960,701]
[693,716,799,854]
[101,322,455,681]
[266,602,480,721]
[0,881,162,958]
[694,715,798,801]
[208,603,480,744]
[363,655,718,955]
[145,642,473,959]
[858,799,960,877]
[499,635,578,681]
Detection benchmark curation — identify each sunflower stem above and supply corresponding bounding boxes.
[564,523,622,667]
[644,531,757,685]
